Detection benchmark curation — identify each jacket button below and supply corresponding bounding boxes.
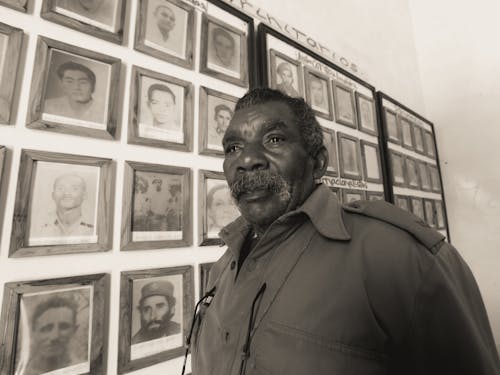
[230,261,236,270]
[224,330,230,342]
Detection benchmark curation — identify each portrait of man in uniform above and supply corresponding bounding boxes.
[28,162,99,246]
[206,20,242,78]
[42,49,111,130]
[205,180,239,236]
[54,0,121,32]
[274,59,301,98]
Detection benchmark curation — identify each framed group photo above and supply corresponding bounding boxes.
[10,149,114,258]
[360,140,382,183]
[333,81,356,129]
[198,170,239,246]
[337,132,363,180]
[27,37,121,139]
[355,92,377,136]
[121,161,192,250]
[118,266,194,374]
[200,5,252,87]
[304,67,333,120]
[41,0,127,43]
[0,273,109,375]
[199,86,237,156]
[0,22,23,125]
[269,49,303,98]
[135,0,196,69]
[129,65,193,151]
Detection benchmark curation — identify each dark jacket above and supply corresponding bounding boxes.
[191,185,500,375]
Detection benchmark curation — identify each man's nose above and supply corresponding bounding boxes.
[237,144,268,172]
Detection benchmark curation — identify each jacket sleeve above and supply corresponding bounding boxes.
[411,242,500,374]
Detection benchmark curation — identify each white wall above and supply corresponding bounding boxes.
[410,0,500,351]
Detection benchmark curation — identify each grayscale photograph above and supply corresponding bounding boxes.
[53,0,122,32]
[206,20,242,79]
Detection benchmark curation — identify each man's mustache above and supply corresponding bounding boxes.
[146,320,164,330]
[229,171,289,200]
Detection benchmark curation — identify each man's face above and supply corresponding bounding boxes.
[78,0,104,12]
[60,69,93,104]
[223,102,316,230]
[32,307,76,360]
[310,80,324,106]
[215,109,232,131]
[148,90,175,125]
[52,175,86,210]
[279,68,293,85]
[213,32,234,67]
[139,295,171,336]
[155,6,176,33]
[152,179,162,192]
[209,187,239,228]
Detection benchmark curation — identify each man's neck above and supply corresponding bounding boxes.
[159,28,170,42]
[56,207,82,227]
[68,97,93,114]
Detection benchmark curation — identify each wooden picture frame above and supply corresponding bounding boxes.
[329,185,341,202]
[412,122,426,155]
[434,199,446,229]
[128,65,193,152]
[41,0,127,44]
[200,11,250,87]
[423,129,436,158]
[118,266,194,374]
[135,0,196,69]
[337,132,362,180]
[355,92,377,136]
[269,48,303,98]
[198,170,239,246]
[200,262,215,298]
[304,66,333,120]
[405,156,420,190]
[399,116,414,151]
[121,161,192,251]
[342,189,366,204]
[0,273,110,375]
[10,149,114,258]
[321,127,338,176]
[0,0,28,12]
[389,150,406,187]
[394,195,410,211]
[428,164,441,192]
[198,86,237,157]
[366,191,384,201]
[27,36,121,139]
[383,107,401,145]
[417,160,431,192]
[0,22,23,125]
[332,81,357,129]
[423,198,436,228]
[410,196,425,221]
[360,140,382,183]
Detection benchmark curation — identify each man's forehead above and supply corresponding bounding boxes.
[227,102,295,129]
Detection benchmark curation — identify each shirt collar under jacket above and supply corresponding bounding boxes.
[219,184,351,255]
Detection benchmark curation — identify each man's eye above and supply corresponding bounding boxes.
[269,136,284,144]
[225,144,240,154]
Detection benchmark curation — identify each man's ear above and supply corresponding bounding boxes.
[313,146,328,180]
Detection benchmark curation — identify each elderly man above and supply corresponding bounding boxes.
[189,88,499,375]
[132,280,180,344]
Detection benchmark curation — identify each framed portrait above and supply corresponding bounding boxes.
[118,266,194,374]
[129,65,193,151]
[390,150,406,187]
[355,92,377,136]
[269,49,303,98]
[304,67,333,120]
[383,108,401,145]
[410,196,425,221]
[322,127,338,175]
[366,191,384,201]
[135,0,196,69]
[394,195,410,211]
[405,156,420,190]
[428,164,441,192]
[342,189,366,204]
[337,132,362,180]
[329,185,341,202]
[0,146,5,180]
[0,22,23,125]
[434,200,446,229]
[360,140,382,183]
[0,0,28,12]
[417,160,431,191]
[412,123,425,155]
[0,273,109,375]
[121,161,192,250]
[332,81,357,128]
[199,170,239,246]
[10,149,114,258]
[399,116,414,150]
[199,86,237,156]
[200,12,250,87]
[423,129,436,158]
[27,37,121,139]
[423,198,436,228]
[41,0,126,44]
[200,262,215,298]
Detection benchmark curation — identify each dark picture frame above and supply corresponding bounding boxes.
[405,156,420,190]
[10,149,114,258]
[394,194,410,211]
[366,191,384,201]
[118,266,194,374]
[0,273,110,375]
[434,199,446,230]
[27,36,121,139]
[423,198,436,228]
[423,129,436,159]
[128,65,193,152]
[410,196,425,221]
[399,116,414,150]
[0,22,23,125]
[412,122,426,155]
[304,66,333,120]
[360,140,382,183]
[389,150,406,187]
[342,189,366,204]
[41,0,127,44]
[355,92,377,136]
[428,164,441,192]
[417,160,432,192]
[135,0,196,69]
[322,127,338,176]
[337,132,363,180]
[383,108,401,145]
[332,81,357,129]
[121,161,192,251]
[269,48,303,98]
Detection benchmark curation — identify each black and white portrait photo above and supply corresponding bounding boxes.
[411,196,425,221]
[130,275,183,360]
[206,19,242,79]
[356,93,377,135]
[0,0,27,12]
[14,286,92,375]
[424,130,436,158]
[53,0,122,32]
[391,151,406,186]
[333,82,356,128]
[132,171,183,242]
[205,93,235,152]
[305,69,332,119]
[338,133,362,180]
[413,124,425,154]
[418,161,431,190]
[28,161,99,246]
[395,195,410,211]
[0,31,9,122]
[384,108,400,143]
[424,199,436,227]
[205,179,239,237]
[41,49,111,130]
[406,157,420,189]
[137,75,185,144]
[270,50,302,98]
[361,141,381,183]
[0,22,22,124]
[322,128,338,174]
[400,117,414,149]
[342,189,365,204]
